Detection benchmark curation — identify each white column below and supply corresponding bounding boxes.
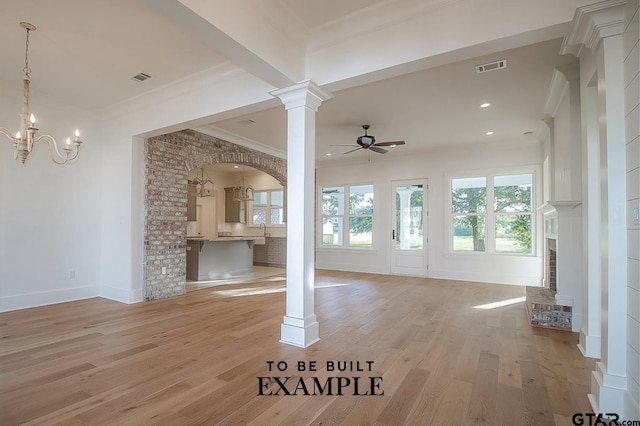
[271,80,332,348]
[561,1,627,414]
[580,85,601,358]
[591,32,628,415]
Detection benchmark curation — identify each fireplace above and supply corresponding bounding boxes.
[526,201,582,331]
[547,238,557,292]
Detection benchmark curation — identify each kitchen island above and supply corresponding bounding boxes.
[186,236,265,281]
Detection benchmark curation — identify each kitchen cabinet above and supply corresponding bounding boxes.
[224,187,246,223]
[187,181,197,221]
[196,197,216,238]
[253,244,267,264]
[186,240,200,280]
[253,237,286,267]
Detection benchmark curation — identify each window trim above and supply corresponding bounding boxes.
[447,168,538,256]
[318,183,375,249]
[248,188,285,227]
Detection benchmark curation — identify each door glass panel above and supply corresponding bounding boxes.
[395,185,423,250]
[322,217,343,246]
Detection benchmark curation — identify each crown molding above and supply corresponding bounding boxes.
[560,0,626,57]
[194,125,287,159]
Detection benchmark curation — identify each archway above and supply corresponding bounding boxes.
[143,129,286,300]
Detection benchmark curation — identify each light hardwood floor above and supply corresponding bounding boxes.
[0,270,595,425]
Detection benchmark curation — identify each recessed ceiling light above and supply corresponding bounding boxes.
[485,131,494,135]
[233,165,239,169]
[325,153,332,156]
[480,102,491,108]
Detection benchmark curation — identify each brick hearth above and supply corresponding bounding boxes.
[525,286,572,330]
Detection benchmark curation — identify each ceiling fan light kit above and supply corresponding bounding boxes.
[333,124,406,155]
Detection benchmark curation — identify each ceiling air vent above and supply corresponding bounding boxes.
[475,59,507,74]
[131,72,152,82]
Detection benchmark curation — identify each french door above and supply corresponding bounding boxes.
[391,179,428,276]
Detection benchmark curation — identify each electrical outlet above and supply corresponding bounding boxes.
[161,266,167,275]
[69,270,76,279]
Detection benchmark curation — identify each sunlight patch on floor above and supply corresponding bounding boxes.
[212,285,286,297]
[473,296,526,310]
[315,282,350,289]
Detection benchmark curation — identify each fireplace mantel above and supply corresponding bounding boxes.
[538,200,582,217]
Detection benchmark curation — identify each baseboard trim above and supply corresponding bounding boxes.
[0,285,99,312]
[100,285,143,304]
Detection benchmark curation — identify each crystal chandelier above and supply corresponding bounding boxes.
[232,166,254,201]
[0,22,83,165]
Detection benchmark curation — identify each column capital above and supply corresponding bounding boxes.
[560,0,625,57]
[270,80,333,112]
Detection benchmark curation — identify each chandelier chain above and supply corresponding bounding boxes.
[23,27,31,77]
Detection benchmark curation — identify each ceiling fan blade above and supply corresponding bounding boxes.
[329,144,359,146]
[374,140,405,147]
[370,146,388,154]
[343,147,362,154]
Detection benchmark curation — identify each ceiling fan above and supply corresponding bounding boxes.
[332,124,406,154]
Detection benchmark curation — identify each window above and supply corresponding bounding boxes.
[250,189,284,226]
[452,177,487,251]
[494,174,533,253]
[321,184,374,248]
[451,173,533,254]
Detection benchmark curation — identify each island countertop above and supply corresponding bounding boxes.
[187,236,265,244]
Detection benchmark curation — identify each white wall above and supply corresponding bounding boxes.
[0,86,103,311]
[0,64,276,309]
[316,140,543,285]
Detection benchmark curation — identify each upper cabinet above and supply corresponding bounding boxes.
[187,181,197,221]
[224,187,246,223]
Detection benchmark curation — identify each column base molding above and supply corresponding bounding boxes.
[578,328,601,358]
[589,361,627,414]
[280,315,320,348]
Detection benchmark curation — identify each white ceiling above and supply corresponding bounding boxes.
[0,0,228,109]
[210,38,575,161]
[0,0,577,164]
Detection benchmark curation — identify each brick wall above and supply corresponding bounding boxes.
[144,129,287,300]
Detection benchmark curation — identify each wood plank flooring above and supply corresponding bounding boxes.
[0,271,595,425]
